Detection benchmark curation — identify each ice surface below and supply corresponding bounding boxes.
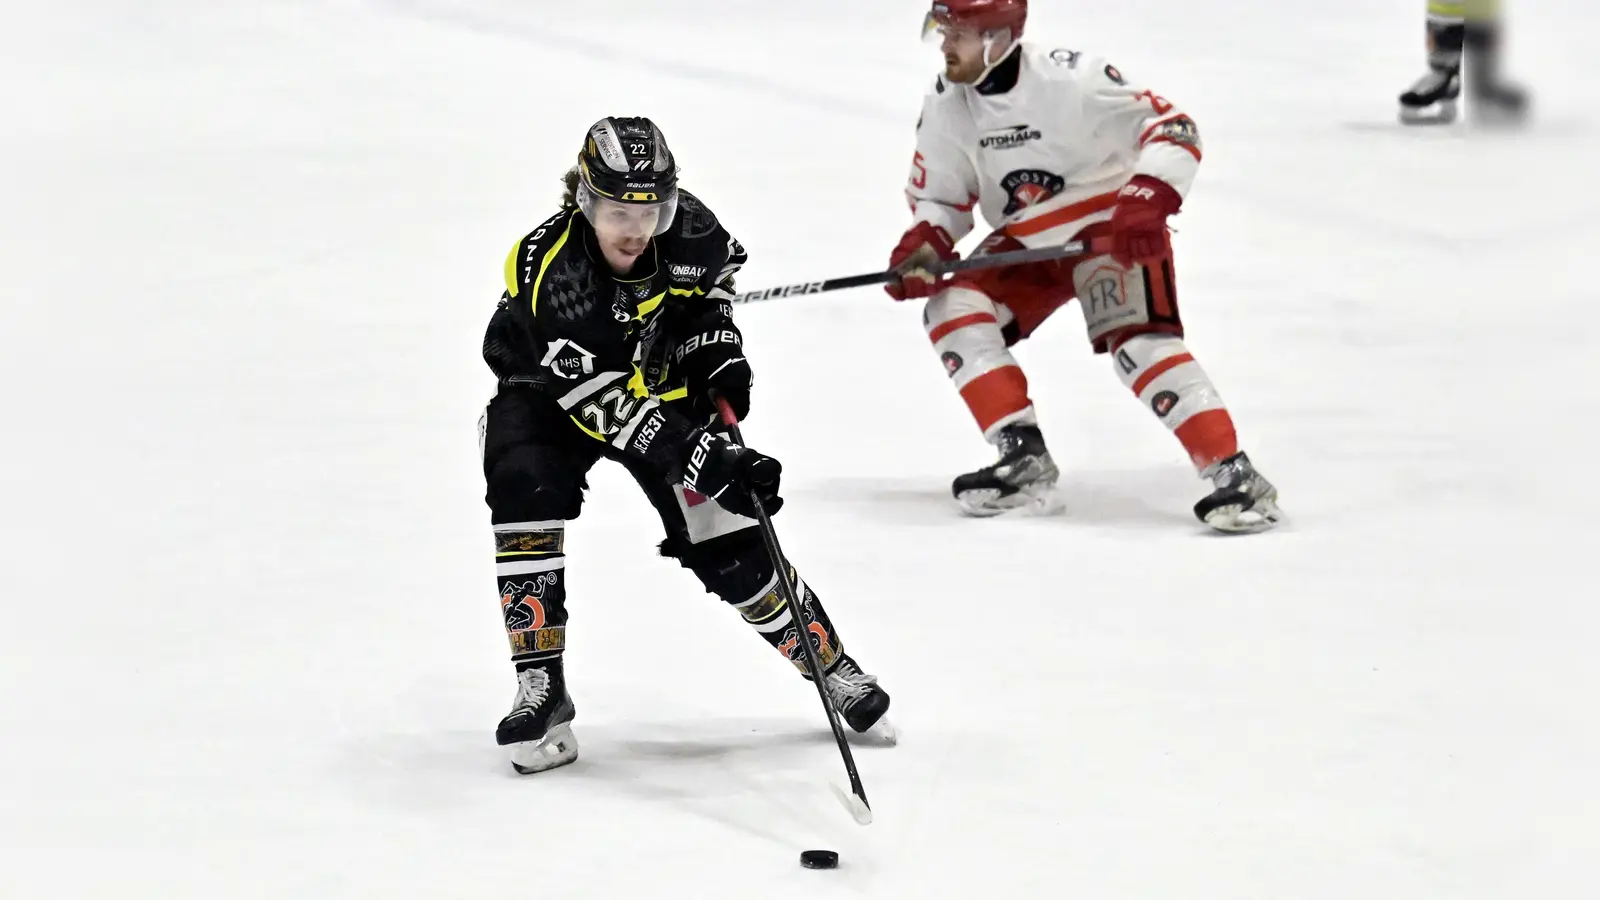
[3,1,1598,897]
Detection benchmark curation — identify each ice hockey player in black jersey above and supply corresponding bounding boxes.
[479,116,893,774]
[1398,0,1528,125]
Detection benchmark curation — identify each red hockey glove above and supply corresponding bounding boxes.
[884,222,957,301]
[1108,175,1183,269]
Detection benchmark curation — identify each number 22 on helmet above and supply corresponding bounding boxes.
[574,116,681,249]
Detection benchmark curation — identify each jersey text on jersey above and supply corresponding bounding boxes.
[1001,169,1065,216]
[979,125,1044,150]
[540,338,597,380]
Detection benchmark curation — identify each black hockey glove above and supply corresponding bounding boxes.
[675,326,752,424]
[680,428,782,519]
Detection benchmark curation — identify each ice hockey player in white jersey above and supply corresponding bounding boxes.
[884,0,1281,533]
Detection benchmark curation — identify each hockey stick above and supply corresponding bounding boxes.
[713,394,874,827]
[731,237,1096,305]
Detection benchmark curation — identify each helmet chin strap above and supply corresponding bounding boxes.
[974,28,1017,83]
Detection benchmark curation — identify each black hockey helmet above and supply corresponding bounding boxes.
[575,116,679,236]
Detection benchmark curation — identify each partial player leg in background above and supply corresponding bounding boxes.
[1399,0,1528,125]
[1399,1,1465,125]
[481,387,601,773]
[1462,0,1528,124]
[923,230,1071,516]
[626,446,895,742]
[1069,238,1283,533]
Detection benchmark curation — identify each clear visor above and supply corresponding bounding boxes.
[921,11,980,44]
[577,182,678,239]
[921,11,1011,74]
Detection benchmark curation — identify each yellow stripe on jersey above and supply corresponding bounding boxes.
[503,240,523,299]
[626,367,649,399]
[635,290,666,320]
[1428,0,1464,17]
[667,286,705,298]
[569,415,607,441]
[530,220,575,318]
[656,386,689,402]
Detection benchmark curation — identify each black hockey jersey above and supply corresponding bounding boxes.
[482,190,748,472]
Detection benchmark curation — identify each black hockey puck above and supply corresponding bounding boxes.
[799,850,839,869]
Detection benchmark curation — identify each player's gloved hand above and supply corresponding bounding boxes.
[1108,175,1182,269]
[680,429,783,518]
[884,222,957,301]
[676,328,753,424]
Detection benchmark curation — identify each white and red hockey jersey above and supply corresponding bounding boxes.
[905,43,1202,247]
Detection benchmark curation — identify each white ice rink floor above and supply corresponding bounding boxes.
[3,1,1598,897]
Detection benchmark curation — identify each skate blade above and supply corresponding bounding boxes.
[850,715,898,747]
[955,483,1059,518]
[509,723,579,775]
[1203,496,1283,534]
[1399,100,1458,125]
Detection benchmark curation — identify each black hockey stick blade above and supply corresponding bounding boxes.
[713,395,873,825]
[730,238,1094,305]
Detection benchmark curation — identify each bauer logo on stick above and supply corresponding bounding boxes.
[740,282,826,302]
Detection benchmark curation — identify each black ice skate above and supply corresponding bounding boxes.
[496,662,578,774]
[823,655,896,745]
[1194,451,1282,534]
[952,423,1059,517]
[1399,66,1462,125]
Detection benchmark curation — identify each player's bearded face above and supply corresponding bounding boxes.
[933,24,989,83]
[590,198,661,268]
